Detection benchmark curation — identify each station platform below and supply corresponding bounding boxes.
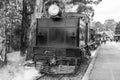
[89,42,120,80]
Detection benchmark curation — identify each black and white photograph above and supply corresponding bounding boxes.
[0,0,119,80]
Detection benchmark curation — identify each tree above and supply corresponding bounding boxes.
[0,0,22,52]
[115,22,120,34]
[104,19,116,31]
[61,0,102,18]
[91,21,104,32]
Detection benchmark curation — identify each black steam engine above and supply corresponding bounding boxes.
[26,2,99,74]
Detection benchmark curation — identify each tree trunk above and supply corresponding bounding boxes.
[26,0,43,60]
[20,0,27,56]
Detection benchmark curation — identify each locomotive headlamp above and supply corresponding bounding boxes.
[48,4,60,16]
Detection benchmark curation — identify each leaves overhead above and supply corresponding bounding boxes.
[42,0,101,18]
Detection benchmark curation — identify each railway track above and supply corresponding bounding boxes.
[57,75,65,80]
[35,65,86,80]
[36,74,46,80]
[36,74,65,80]
[35,53,92,80]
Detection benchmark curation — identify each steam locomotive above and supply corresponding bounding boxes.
[26,2,99,74]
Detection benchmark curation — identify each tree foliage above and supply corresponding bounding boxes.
[0,0,22,51]
[104,19,116,31]
[114,21,120,34]
[91,21,104,32]
[91,19,117,32]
